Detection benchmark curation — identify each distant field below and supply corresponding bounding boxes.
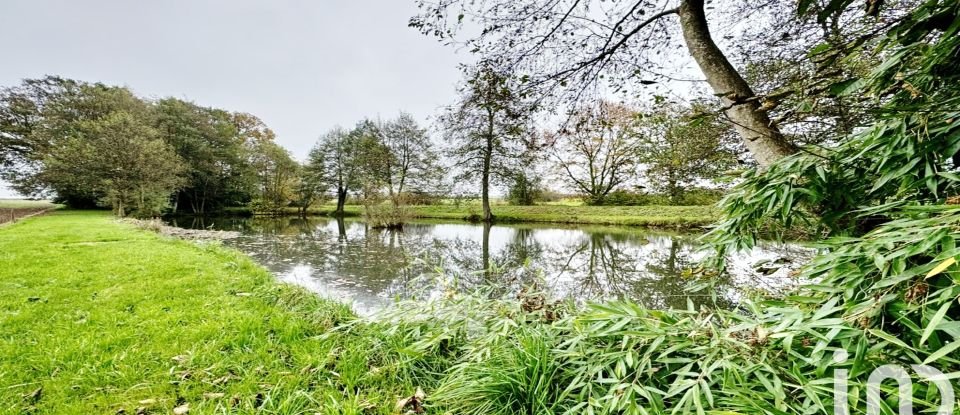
[0,199,58,224]
[0,199,56,208]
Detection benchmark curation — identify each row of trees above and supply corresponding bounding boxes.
[0,76,736,219]
[436,63,740,220]
[0,76,298,217]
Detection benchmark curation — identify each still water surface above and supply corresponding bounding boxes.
[167,216,810,313]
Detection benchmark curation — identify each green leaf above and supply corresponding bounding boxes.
[920,301,951,346]
[809,42,832,56]
[828,78,866,97]
[868,329,914,350]
[923,341,960,365]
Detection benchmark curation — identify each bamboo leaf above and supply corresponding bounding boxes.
[926,257,956,278]
[920,302,951,346]
[923,341,960,365]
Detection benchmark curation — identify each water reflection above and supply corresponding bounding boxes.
[168,216,809,313]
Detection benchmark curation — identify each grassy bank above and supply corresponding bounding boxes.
[1,211,954,414]
[0,211,407,414]
[237,204,718,228]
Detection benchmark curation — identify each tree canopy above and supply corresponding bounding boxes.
[0,77,284,216]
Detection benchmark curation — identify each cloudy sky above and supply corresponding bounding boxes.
[0,0,464,198]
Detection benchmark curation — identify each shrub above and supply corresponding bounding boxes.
[675,188,724,205]
[587,189,723,206]
[364,203,411,229]
[507,174,544,206]
[399,191,442,205]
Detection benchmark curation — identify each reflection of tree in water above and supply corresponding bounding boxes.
[537,231,729,309]
[211,217,423,296]
[640,237,733,309]
[390,223,546,299]
[165,216,802,311]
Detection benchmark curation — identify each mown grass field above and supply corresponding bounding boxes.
[0,211,416,414]
[258,203,719,228]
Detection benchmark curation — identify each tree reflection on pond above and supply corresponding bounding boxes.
[167,216,809,313]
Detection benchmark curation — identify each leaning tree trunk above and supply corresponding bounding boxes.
[678,0,796,167]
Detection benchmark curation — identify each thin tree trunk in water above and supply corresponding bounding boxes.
[482,221,491,280]
[481,110,494,222]
[387,167,399,207]
[678,0,796,167]
[336,216,346,241]
[667,238,679,274]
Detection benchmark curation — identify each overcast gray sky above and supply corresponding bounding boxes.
[0,0,464,198]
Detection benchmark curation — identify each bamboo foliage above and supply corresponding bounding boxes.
[343,2,960,414]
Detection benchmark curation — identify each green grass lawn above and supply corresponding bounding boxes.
[281,204,718,228]
[0,211,414,414]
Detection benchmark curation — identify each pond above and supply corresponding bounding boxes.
[166,216,811,313]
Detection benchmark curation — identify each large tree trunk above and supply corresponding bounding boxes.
[678,0,796,167]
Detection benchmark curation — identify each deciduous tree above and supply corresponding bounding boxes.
[43,112,185,216]
[249,140,298,214]
[550,102,643,205]
[380,113,440,204]
[314,126,360,215]
[439,64,533,222]
[153,99,254,214]
[0,77,158,207]
[638,102,739,203]
[293,150,329,217]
